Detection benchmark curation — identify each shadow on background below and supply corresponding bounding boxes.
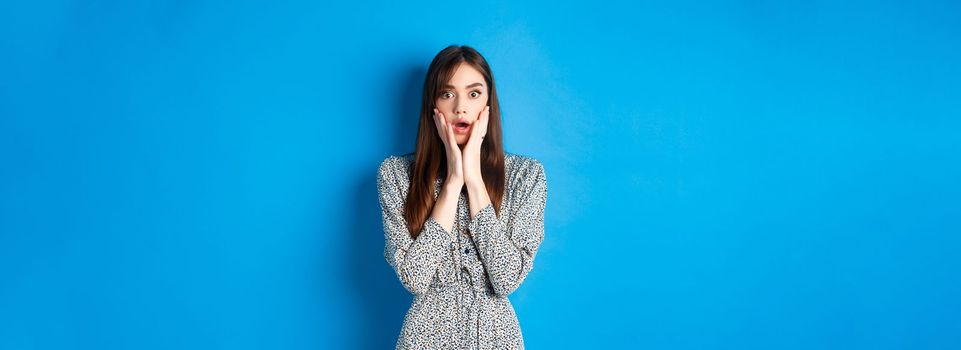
[347,64,423,349]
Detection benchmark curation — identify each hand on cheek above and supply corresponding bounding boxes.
[433,108,465,187]
[462,105,490,187]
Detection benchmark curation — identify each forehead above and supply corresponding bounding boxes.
[447,63,485,86]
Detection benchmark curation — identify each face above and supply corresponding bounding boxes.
[435,63,489,146]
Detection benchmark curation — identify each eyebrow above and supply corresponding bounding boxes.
[442,82,485,90]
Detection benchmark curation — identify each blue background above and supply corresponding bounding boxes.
[2,0,959,349]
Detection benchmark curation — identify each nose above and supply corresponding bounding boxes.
[455,99,469,117]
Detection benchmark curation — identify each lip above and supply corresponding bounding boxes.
[452,120,471,134]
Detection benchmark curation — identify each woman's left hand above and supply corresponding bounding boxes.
[462,105,490,188]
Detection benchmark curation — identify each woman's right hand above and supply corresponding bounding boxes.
[433,108,465,190]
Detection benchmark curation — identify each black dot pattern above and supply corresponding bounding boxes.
[377,153,547,349]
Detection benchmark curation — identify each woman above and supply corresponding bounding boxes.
[376,45,547,349]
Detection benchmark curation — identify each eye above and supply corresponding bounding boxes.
[469,90,482,98]
[440,91,453,99]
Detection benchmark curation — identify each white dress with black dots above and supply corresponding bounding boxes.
[376,152,547,350]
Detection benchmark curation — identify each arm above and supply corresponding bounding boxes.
[377,157,459,296]
[467,161,547,297]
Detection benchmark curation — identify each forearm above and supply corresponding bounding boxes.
[466,180,492,219]
[430,182,462,233]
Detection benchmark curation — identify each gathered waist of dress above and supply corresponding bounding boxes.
[416,280,503,300]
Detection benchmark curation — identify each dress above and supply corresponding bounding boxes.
[376,152,547,350]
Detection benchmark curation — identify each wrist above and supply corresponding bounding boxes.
[466,179,486,193]
[444,178,464,192]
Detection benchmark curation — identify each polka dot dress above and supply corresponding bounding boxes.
[377,152,547,350]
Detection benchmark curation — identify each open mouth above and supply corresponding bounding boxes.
[453,122,471,134]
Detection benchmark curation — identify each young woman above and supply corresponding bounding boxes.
[376,45,548,349]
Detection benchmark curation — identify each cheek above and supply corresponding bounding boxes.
[462,99,485,118]
[435,100,453,115]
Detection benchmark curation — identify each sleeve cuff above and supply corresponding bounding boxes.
[423,215,457,244]
[468,203,501,239]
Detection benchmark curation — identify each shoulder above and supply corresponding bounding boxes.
[377,153,414,185]
[505,152,546,184]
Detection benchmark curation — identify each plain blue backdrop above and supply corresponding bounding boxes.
[2,0,959,349]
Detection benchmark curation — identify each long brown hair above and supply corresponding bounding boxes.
[404,45,505,238]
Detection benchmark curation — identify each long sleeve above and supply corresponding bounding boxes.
[468,160,547,297]
[377,157,456,296]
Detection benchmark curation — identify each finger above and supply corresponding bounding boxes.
[432,114,444,146]
[446,117,458,152]
[436,109,456,152]
[479,106,490,136]
[433,109,449,146]
[468,107,489,145]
